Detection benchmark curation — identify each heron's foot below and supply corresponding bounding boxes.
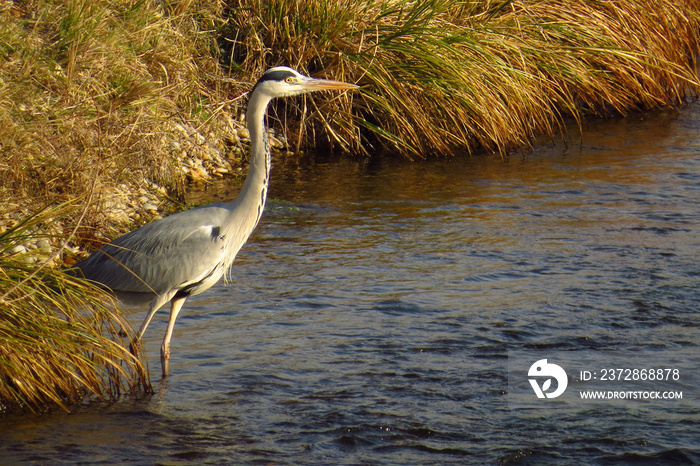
[160,344,170,379]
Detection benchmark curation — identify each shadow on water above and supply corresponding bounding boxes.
[2,106,700,464]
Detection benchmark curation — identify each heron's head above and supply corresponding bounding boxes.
[251,66,358,99]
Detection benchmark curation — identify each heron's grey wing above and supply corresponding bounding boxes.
[76,205,230,295]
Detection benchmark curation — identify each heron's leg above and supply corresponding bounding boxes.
[129,300,163,357]
[160,295,187,378]
[130,293,173,355]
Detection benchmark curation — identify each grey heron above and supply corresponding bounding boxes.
[74,67,358,378]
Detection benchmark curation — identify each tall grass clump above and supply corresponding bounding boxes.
[0,202,151,415]
[224,0,700,157]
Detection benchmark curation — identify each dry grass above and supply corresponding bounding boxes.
[0,202,151,415]
[0,0,235,239]
[224,0,700,157]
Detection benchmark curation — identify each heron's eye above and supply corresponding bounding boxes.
[285,77,294,84]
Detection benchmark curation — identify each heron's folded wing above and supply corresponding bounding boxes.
[76,210,228,295]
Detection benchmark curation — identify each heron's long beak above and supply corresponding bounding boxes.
[302,76,360,91]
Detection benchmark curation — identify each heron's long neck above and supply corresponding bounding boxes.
[235,91,273,231]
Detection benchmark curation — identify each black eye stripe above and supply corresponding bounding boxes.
[251,69,298,94]
[258,70,296,84]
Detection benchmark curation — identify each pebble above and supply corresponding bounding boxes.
[11,245,27,255]
[142,202,158,213]
[37,239,52,253]
[270,136,285,149]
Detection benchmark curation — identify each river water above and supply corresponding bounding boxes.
[2,105,700,464]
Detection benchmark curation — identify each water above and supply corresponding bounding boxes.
[2,106,700,464]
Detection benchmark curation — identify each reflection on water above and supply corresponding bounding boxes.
[2,107,700,463]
